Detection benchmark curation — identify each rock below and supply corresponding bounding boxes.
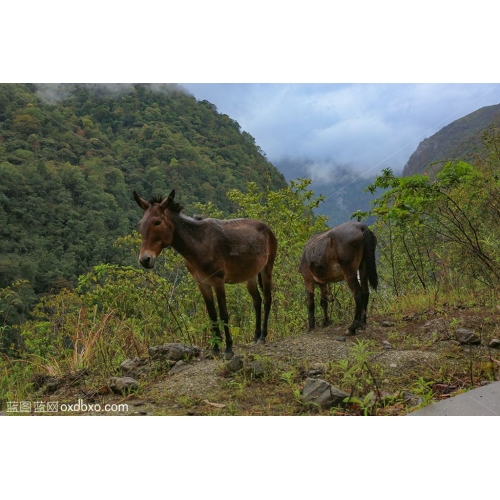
[382,320,394,327]
[148,343,201,362]
[225,355,244,373]
[390,363,397,368]
[455,328,481,345]
[307,362,326,378]
[310,362,325,372]
[31,374,61,394]
[120,357,144,371]
[423,318,449,333]
[120,357,149,375]
[382,340,393,350]
[488,338,500,349]
[44,379,61,394]
[432,383,457,393]
[170,360,187,374]
[301,378,349,409]
[334,336,346,342]
[402,391,423,407]
[250,360,267,378]
[108,376,139,395]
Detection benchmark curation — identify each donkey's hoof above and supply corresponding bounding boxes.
[346,328,357,336]
[207,349,221,359]
[252,337,266,345]
[224,351,234,361]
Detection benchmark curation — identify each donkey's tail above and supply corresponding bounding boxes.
[362,227,378,290]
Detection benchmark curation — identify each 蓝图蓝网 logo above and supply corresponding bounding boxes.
[6,399,128,413]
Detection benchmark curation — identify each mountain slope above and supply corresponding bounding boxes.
[402,103,500,177]
[0,83,286,303]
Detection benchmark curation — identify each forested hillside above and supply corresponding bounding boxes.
[402,103,500,176]
[0,83,286,324]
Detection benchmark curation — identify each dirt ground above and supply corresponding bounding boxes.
[31,304,500,416]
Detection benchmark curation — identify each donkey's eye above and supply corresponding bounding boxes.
[154,220,161,226]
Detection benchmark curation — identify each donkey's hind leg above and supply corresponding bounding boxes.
[246,277,262,344]
[300,266,317,330]
[259,267,273,344]
[319,283,331,327]
[345,270,364,335]
[358,261,370,328]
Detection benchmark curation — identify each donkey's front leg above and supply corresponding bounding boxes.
[198,283,223,358]
[214,284,234,360]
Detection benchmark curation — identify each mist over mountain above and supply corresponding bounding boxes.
[272,157,377,226]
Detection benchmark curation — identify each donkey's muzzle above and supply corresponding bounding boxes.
[139,255,155,269]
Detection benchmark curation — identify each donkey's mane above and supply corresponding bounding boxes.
[149,194,184,214]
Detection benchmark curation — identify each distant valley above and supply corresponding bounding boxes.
[272,157,379,226]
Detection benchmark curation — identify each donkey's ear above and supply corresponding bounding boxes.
[133,191,150,211]
[160,189,176,209]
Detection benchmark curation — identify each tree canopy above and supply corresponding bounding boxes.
[0,83,286,330]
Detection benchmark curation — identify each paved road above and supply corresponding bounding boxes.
[407,381,500,416]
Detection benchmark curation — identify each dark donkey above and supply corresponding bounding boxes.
[299,221,378,334]
[134,189,277,360]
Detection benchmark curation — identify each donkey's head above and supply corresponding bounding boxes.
[133,189,183,269]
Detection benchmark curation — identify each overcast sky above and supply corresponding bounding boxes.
[182,83,500,180]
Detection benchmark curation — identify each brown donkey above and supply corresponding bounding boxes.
[134,189,277,360]
[299,221,378,334]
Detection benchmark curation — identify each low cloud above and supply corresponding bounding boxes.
[183,83,500,175]
[35,83,186,104]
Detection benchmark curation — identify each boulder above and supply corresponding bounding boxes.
[148,343,201,362]
[455,328,481,345]
[108,376,139,395]
[301,378,349,409]
[120,357,149,375]
[225,355,244,374]
[249,360,267,378]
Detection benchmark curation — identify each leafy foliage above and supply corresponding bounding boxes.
[363,127,500,294]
